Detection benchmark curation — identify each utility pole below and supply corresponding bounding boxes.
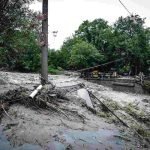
[41,0,48,84]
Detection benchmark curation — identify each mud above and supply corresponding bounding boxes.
[0,71,150,149]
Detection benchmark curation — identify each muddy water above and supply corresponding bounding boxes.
[0,71,149,149]
[88,79,148,95]
[0,125,125,150]
[46,129,125,150]
[0,126,41,150]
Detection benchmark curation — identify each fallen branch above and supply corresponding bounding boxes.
[1,104,13,120]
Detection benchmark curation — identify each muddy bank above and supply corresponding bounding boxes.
[0,71,150,149]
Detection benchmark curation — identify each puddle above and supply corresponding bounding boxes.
[1,126,122,150]
[47,129,125,150]
[0,126,41,150]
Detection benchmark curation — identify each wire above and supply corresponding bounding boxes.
[118,0,132,15]
[77,57,125,72]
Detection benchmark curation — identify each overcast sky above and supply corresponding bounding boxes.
[30,0,150,49]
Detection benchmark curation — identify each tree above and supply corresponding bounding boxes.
[75,19,115,62]
[66,15,150,74]
[0,27,40,71]
[114,15,149,74]
[69,41,104,69]
[59,37,83,68]
[0,0,34,34]
[75,19,110,52]
[48,49,62,68]
[0,0,41,72]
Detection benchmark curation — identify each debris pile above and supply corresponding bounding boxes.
[0,88,52,114]
[0,84,83,121]
[0,88,29,120]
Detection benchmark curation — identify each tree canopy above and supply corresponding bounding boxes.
[0,0,41,71]
[55,15,150,75]
[69,40,103,69]
[0,0,34,34]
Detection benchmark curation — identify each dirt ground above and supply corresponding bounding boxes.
[0,71,150,150]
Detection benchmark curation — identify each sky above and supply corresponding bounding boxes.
[30,0,150,49]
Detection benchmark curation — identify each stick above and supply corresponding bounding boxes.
[88,90,129,127]
[2,104,13,120]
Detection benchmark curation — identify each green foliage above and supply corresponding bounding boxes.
[58,15,149,74]
[59,37,83,68]
[113,15,150,74]
[0,4,150,75]
[48,65,63,75]
[69,41,104,69]
[0,1,41,72]
[0,0,34,34]
[48,49,63,69]
[118,65,131,74]
[53,37,104,70]
[75,19,110,52]
[0,29,40,71]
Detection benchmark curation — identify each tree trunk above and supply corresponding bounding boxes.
[41,0,48,84]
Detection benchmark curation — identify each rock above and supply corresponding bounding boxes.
[0,78,7,85]
[6,121,19,127]
[142,99,150,104]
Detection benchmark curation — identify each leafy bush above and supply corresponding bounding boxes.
[48,65,63,75]
[69,41,104,69]
[0,30,40,72]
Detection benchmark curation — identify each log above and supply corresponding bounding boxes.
[29,85,43,99]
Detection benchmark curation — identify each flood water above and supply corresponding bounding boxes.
[0,125,125,150]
